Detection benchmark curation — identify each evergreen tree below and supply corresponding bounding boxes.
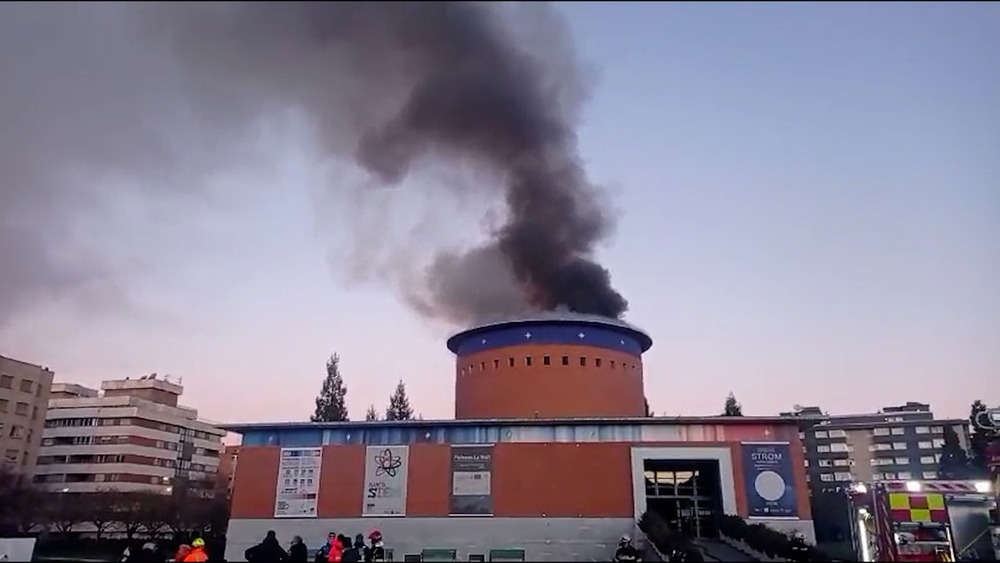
[969,400,997,477]
[644,397,654,417]
[385,380,414,421]
[723,392,743,416]
[937,425,971,479]
[310,354,349,422]
[364,404,380,422]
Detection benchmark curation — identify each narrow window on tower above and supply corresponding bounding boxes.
[595,358,602,368]
[493,359,499,369]
[543,355,551,366]
[525,356,532,367]
[580,357,587,367]
[561,356,569,366]
[480,362,485,371]
[509,357,515,367]
[610,360,616,369]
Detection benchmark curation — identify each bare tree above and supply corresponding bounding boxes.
[88,490,120,540]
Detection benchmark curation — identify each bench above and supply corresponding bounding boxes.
[488,548,526,562]
[421,548,458,561]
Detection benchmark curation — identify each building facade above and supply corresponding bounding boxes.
[784,402,970,487]
[0,354,54,475]
[224,314,815,561]
[34,375,226,495]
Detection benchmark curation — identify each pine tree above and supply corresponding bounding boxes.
[385,380,414,421]
[723,392,743,416]
[969,400,997,477]
[310,354,349,422]
[644,397,654,417]
[938,425,971,479]
[365,404,380,421]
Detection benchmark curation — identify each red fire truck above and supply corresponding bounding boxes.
[848,480,995,562]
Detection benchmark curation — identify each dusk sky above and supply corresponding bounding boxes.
[1,2,997,424]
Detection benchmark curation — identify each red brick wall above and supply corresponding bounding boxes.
[231,427,812,520]
[493,442,634,517]
[230,446,280,518]
[317,445,365,517]
[455,344,645,419]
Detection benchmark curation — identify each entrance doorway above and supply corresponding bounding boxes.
[643,459,723,538]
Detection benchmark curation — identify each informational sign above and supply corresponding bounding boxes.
[450,445,494,515]
[274,447,323,518]
[741,442,799,518]
[363,445,409,516]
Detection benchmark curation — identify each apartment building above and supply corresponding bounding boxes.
[34,374,225,495]
[782,402,970,488]
[0,354,54,475]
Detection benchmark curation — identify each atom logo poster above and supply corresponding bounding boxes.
[363,445,409,516]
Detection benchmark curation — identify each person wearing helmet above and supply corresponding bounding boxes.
[614,534,641,562]
[182,538,208,562]
[366,530,385,562]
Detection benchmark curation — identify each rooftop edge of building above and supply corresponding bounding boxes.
[219,414,800,434]
[446,311,653,354]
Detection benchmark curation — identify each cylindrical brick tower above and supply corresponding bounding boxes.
[447,313,653,419]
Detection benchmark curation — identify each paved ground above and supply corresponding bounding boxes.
[693,539,759,562]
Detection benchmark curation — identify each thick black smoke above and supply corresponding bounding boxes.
[0,2,628,326]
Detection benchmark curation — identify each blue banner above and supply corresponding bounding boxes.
[741,442,799,518]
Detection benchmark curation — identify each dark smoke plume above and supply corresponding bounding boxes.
[0,2,628,327]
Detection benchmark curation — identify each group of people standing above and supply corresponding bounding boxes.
[245,529,386,563]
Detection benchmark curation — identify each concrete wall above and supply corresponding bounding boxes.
[227,517,635,562]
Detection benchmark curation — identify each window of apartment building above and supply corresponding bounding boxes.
[890,427,905,435]
[894,457,910,465]
[798,432,805,439]
[883,472,897,480]
[0,375,12,389]
[3,450,18,464]
[915,426,930,434]
[887,416,904,422]
[873,427,890,436]
[828,429,847,439]
[814,430,829,439]
[41,438,54,446]
[923,471,938,480]
[872,458,894,466]
[834,472,853,482]
[818,459,832,467]
[819,474,834,482]
[803,459,809,467]
[897,471,913,479]
[19,379,32,393]
[14,402,28,416]
[0,399,7,413]
[931,426,943,433]
[893,442,907,450]
[933,438,945,448]
[833,459,853,467]
[918,441,933,450]
[830,443,851,453]
[817,445,830,453]
[920,456,936,464]
[9,425,24,439]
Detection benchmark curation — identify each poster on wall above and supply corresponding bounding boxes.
[449,445,494,515]
[274,447,323,518]
[741,442,799,518]
[363,445,409,516]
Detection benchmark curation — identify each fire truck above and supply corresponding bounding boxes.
[848,480,996,562]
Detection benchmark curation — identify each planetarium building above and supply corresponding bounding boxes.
[222,313,814,561]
